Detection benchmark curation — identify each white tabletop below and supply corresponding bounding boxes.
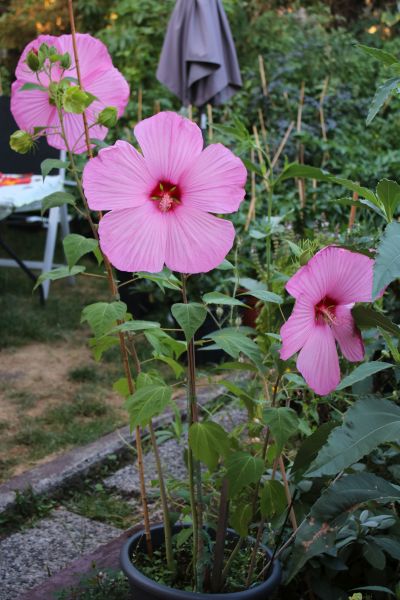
[0,175,64,220]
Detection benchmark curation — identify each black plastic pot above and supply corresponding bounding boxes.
[120,524,281,600]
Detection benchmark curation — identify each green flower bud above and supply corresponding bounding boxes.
[97,106,118,128]
[26,50,40,72]
[63,86,96,114]
[60,52,71,69]
[9,130,34,154]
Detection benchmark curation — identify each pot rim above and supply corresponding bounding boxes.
[120,523,282,599]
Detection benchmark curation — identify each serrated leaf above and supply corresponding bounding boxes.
[239,289,283,304]
[260,480,287,518]
[153,355,184,378]
[231,503,252,537]
[145,329,186,359]
[113,377,130,398]
[352,305,400,338]
[292,422,337,480]
[367,77,400,125]
[306,397,400,477]
[41,191,76,214]
[376,178,400,222]
[225,451,264,497]
[109,320,161,334]
[206,328,263,370]
[262,407,299,456]
[188,421,230,470]
[171,302,207,342]
[357,44,400,66]
[336,362,393,390]
[63,234,98,269]
[41,158,69,180]
[88,336,119,361]
[81,301,127,338]
[136,268,181,291]
[202,292,246,307]
[125,383,172,428]
[373,221,400,298]
[34,265,85,289]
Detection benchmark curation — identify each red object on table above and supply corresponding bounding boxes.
[0,173,33,186]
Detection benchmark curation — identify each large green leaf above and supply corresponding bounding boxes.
[171,302,207,342]
[366,76,400,125]
[62,234,98,269]
[34,265,85,289]
[109,320,161,334]
[81,301,127,338]
[41,191,76,214]
[352,305,400,339]
[357,44,400,67]
[376,178,400,222]
[262,407,300,456]
[373,222,400,299]
[188,421,230,470]
[238,290,283,304]
[225,451,265,497]
[292,422,337,480]
[137,268,181,291]
[231,503,252,537]
[260,480,287,518]
[202,292,246,307]
[41,158,69,180]
[206,328,263,370]
[306,397,400,477]
[286,473,400,581]
[336,362,393,390]
[125,383,172,428]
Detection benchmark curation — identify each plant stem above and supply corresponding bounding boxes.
[211,477,229,592]
[221,537,243,583]
[181,274,204,591]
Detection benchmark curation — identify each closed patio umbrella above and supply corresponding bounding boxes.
[156,0,242,108]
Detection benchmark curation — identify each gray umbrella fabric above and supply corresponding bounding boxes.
[157,0,242,107]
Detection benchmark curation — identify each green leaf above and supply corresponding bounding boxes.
[239,290,283,304]
[20,82,47,92]
[34,265,85,289]
[88,336,119,361]
[216,259,234,270]
[113,377,130,398]
[336,362,393,391]
[145,329,186,359]
[260,480,287,518]
[376,178,400,221]
[137,268,181,291]
[262,407,299,456]
[367,77,400,125]
[231,503,252,537]
[175,527,193,548]
[306,397,400,477]
[171,302,207,342]
[225,451,264,497]
[362,540,386,570]
[357,44,400,67]
[373,536,400,560]
[41,191,76,214]
[63,234,98,270]
[292,422,337,480]
[188,421,230,470]
[81,301,127,338]
[125,383,172,428]
[352,305,400,338]
[206,328,263,370]
[41,158,69,180]
[153,355,184,378]
[202,292,246,307]
[109,320,161,334]
[63,86,97,113]
[352,587,395,598]
[373,221,400,298]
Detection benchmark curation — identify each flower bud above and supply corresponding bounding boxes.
[97,106,118,128]
[63,86,95,114]
[26,50,40,72]
[9,130,34,154]
[60,52,71,69]
[216,306,224,319]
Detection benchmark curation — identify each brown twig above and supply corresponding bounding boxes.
[207,103,213,140]
[258,54,268,97]
[348,191,358,231]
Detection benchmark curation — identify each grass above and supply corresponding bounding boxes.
[55,568,132,600]
[64,484,135,530]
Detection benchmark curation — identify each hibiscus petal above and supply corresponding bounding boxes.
[280,295,316,360]
[134,112,203,183]
[11,80,56,134]
[83,141,154,211]
[180,143,247,213]
[165,205,235,274]
[57,33,113,84]
[297,324,340,395]
[332,304,364,362]
[85,67,129,117]
[98,203,167,273]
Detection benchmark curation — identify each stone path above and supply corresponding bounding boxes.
[0,384,246,599]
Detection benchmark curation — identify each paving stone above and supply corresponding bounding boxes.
[0,508,121,600]
[104,407,246,496]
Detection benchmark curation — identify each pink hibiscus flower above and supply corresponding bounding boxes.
[280,246,374,395]
[82,111,247,274]
[11,34,129,154]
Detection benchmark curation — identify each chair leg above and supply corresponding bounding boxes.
[59,204,75,287]
[41,207,60,300]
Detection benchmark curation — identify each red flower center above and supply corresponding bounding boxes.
[315,296,337,325]
[150,181,181,213]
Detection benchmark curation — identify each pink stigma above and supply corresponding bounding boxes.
[159,192,174,212]
[315,296,337,325]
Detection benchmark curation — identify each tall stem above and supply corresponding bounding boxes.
[65,0,152,555]
[181,275,204,591]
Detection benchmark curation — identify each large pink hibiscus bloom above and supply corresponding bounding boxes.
[280,246,374,395]
[11,34,129,154]
[83,111,247,274]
